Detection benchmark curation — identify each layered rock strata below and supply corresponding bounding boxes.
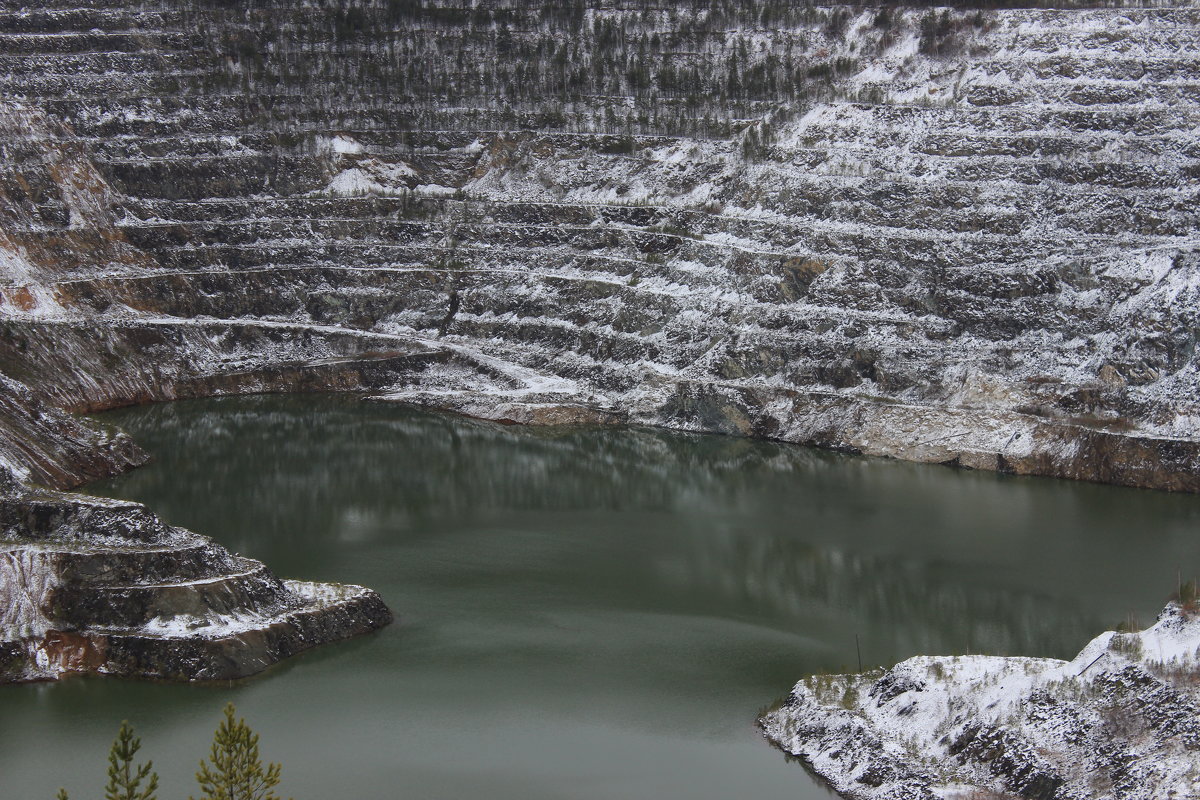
[1,1,1200,677]
[2,2,1200,490]
[760,602,1200,800]
[0,95,394,682]
[0,468,392,683]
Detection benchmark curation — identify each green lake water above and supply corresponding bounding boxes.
[4,393,1199,799]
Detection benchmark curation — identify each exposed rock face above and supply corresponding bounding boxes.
[2,2,1200,491]
[0,475,391,683]
[1,1,1199,675]
[0,373,147,490]
[0,96,394,682]
[760,602,1200,800]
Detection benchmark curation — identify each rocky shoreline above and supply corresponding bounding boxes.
[0,457,393,684]
[760,602,1200,800]
[0,368,393,684]
[3,0,1200,689]
[3,4,1200,495]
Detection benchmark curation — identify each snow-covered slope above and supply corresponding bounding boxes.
[2,2,1200,489]
[761,601,1200,799]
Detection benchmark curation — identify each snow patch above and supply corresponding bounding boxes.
[330,134,364,155]
[319,158,417,197]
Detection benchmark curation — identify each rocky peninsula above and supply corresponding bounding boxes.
[761,601,1200,799]
[0,386,391,683]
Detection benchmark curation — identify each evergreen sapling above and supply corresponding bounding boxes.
[191,703,288,800]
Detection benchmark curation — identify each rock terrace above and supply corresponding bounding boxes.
[1,1,1199,681]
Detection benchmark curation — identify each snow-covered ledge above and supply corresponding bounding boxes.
[760,603,1200,800]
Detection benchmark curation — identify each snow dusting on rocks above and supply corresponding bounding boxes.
[0,472,393,683]
[761,603,1200,800]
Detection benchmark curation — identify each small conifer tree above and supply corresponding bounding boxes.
[192,703,287,800]
[105,721,160,800]
[57,720,159,800]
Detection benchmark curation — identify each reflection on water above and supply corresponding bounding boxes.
[2,394,1197,800]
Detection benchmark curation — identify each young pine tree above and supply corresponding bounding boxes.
[56,719,160,800]
[106,721,160,800]
[191,703,287,800]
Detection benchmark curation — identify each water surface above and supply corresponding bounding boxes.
[4,394,1199,799]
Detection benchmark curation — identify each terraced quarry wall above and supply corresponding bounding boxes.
[4,0,1199,492]
[1,1,1200,678]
